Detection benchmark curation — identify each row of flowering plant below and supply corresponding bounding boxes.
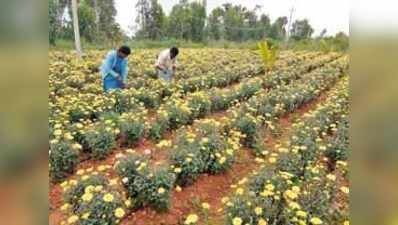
[224,78,349,225]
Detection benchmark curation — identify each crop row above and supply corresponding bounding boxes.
[49,51,324,124]
[136,53,344,140]
[48,52,339,143]
[54,72,348,225]
[49,55,347,184]
[224,78,349,225]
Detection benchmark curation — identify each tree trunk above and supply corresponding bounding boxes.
[93,0,100,35]
[71,0,83,57]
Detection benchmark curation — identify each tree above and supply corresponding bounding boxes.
[269,16,288,40]
[207,7,224,40]
[135,0,166,40]
[319,28,327,38]
[78,0,96,42]
[49,0,58,45]
[71,0,82,56]
[190,1,206,41]
[290,19,314,40]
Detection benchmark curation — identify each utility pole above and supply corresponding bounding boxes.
[71,0,83,57]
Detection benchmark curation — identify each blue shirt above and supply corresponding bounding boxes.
[100,50,129,82]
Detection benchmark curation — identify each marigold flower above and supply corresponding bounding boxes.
[232,217,242,225]
[103,193,114,202]
[113,207,125,218]
[184,214,199,224]
[310,217,323,224]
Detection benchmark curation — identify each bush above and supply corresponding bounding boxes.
[49,141,79,182]
[120,118,145,145]
[116,154,176,212]
[64,174,107,211]
[84,123,117,159]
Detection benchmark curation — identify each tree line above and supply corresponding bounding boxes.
[49,0,348,50]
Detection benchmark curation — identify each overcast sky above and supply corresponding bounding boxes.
[115,0,349,37]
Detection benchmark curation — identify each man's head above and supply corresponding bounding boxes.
[170,47,179,59]
[117,45,131,59]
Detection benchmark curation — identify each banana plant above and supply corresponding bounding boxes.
[257,40,278,72]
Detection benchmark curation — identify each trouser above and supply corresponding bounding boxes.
[158,69,174,82]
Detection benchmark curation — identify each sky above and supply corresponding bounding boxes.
[115,0,349,37]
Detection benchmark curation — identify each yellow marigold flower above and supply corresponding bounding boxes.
[343,221,349,225]
[288,201,300,210]
[232,217,243,225]
[265,184,274,191]
[158,187,166,194]
[114,207,125,218]
[202,202,210,209]
[284,190,298,200]
[54,129,62,136]
[72,143,82,150]
[97,165,106,171]
[125,199,132,207]
[60,181,68,188]
[84,185,94,193]
[221,197,229,204]
[184,214,199,224]
[292,186,300,193]
[186,157,192,163]
[174,168,182,173]
[219,157,226,164]
[60,203,70,211]
[340,186,349,194]
[268,157,277,164]
[103,193,114,202]
[255,207,263,215]
[81,212,90,220]
[296,210,307,218]
[310,217,323,225]
[258,218,267,225]
[67,215,79,224]
[236,188,244,195]
[176,185,182,192]
[81,193,93,202]
[94,185,103,192]
[326,174,336,181]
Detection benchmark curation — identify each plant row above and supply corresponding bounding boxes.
[147,54,343,140]
[224,78,349,225]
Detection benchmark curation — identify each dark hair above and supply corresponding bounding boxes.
[170,47,179,56]
[118,45,131,55]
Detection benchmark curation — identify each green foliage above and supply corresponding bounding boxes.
[290,19,314,41]
[84,123,117,159]
[49,141,79,182]
[257,40,278,72]
[115,154,176,212]
[64,175,107,210]
[119,114,146,146]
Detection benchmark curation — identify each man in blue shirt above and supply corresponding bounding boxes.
[100,46,131,92]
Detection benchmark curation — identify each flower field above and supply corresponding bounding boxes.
[49,49,349,225]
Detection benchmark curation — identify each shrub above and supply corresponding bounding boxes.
[64,174,107,211]
[84,123,117,159]
[119,114,145,146]
[116,154,176,212]
[49,141,79,182]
